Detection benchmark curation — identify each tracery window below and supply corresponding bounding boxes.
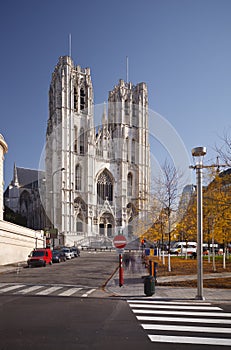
[97,170,113,204]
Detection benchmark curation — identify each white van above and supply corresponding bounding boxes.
[170,241,197,255]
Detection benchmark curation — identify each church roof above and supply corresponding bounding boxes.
[15,167,45,187]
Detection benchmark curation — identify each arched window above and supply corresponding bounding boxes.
[97,170,113,204]
[127,172,132,196]
[75,165,81,191]
[80,127,84,155]
[80,87,85,110]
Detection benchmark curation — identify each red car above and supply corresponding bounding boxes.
[27,248,52,267]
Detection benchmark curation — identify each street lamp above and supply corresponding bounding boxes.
[191,146,206,300]
[51,167,65,247]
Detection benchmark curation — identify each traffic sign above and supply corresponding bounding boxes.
[113,235,127,249]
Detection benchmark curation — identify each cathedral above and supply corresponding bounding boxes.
[45,56,151,246]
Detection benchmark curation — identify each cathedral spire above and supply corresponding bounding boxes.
[12,162,19,187]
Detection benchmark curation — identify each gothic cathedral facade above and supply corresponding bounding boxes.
[45,56,150,246]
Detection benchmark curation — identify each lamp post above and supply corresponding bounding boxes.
[51,167,65,247]
[190,146,206,300]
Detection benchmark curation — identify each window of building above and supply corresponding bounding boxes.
[127,172,132,196]
[75,165,81,191]
[80,88,85,110]
[97,170,113,204]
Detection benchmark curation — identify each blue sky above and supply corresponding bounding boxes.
[1,0,231,188]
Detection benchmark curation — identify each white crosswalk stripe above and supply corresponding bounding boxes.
[36,286,63,295]
[59,287,82,296]
[0,284,25,293]
[127,300,231,346]
[0,283,96,298]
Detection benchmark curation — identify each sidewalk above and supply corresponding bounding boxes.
[105,261,231,303]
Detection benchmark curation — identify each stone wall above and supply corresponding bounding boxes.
[0,220,45,265]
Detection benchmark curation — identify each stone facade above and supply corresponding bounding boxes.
[45,56,151,246]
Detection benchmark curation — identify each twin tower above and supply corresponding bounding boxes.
[45,56,150,246]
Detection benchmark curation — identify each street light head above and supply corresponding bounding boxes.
[191,147,207,158]
[61,167,65,171]
[191,147,207,165]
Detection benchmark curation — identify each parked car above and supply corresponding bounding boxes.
[70,247,80,257]
[170,242,197,256]
[52,250,66,263]
[62,247,73,260]
[27,248,52,267]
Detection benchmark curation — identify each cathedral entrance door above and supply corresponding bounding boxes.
[107,224,112,237]
[99,223,105,236]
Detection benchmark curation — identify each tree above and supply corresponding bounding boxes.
[215,128,231,166]
[153,160,185,271]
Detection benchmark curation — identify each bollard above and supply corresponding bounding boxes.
[144,275,155,296]
[154,262,158,282]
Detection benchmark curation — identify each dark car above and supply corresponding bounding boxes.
[70,247,80,257]
[52,250,66,263]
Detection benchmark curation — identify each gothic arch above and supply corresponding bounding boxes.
[99,212,115,237]
[96,169,114,204]
[74,197,87,236]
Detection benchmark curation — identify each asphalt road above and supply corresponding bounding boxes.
[0,251,119,289]
[0,295,154,350]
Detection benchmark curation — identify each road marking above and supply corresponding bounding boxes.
[132,309,231,317]
[142,324,231,334]
[127,300,212,306]
[36,286,63,295]
[137,315,231,324]
[15,285,44,294]
[59,288,82,296]
[0,284,25,293]
[148,335,231,346]
[81,289,96,297]
[128,303,221,311]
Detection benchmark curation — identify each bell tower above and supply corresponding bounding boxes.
[46,56,93,245]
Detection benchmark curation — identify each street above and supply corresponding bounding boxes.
[0,251,230,349]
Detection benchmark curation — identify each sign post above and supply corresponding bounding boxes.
[113,235,127,287]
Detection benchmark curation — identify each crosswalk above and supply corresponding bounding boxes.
[127,299,231,347]
[0,282,96,298]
